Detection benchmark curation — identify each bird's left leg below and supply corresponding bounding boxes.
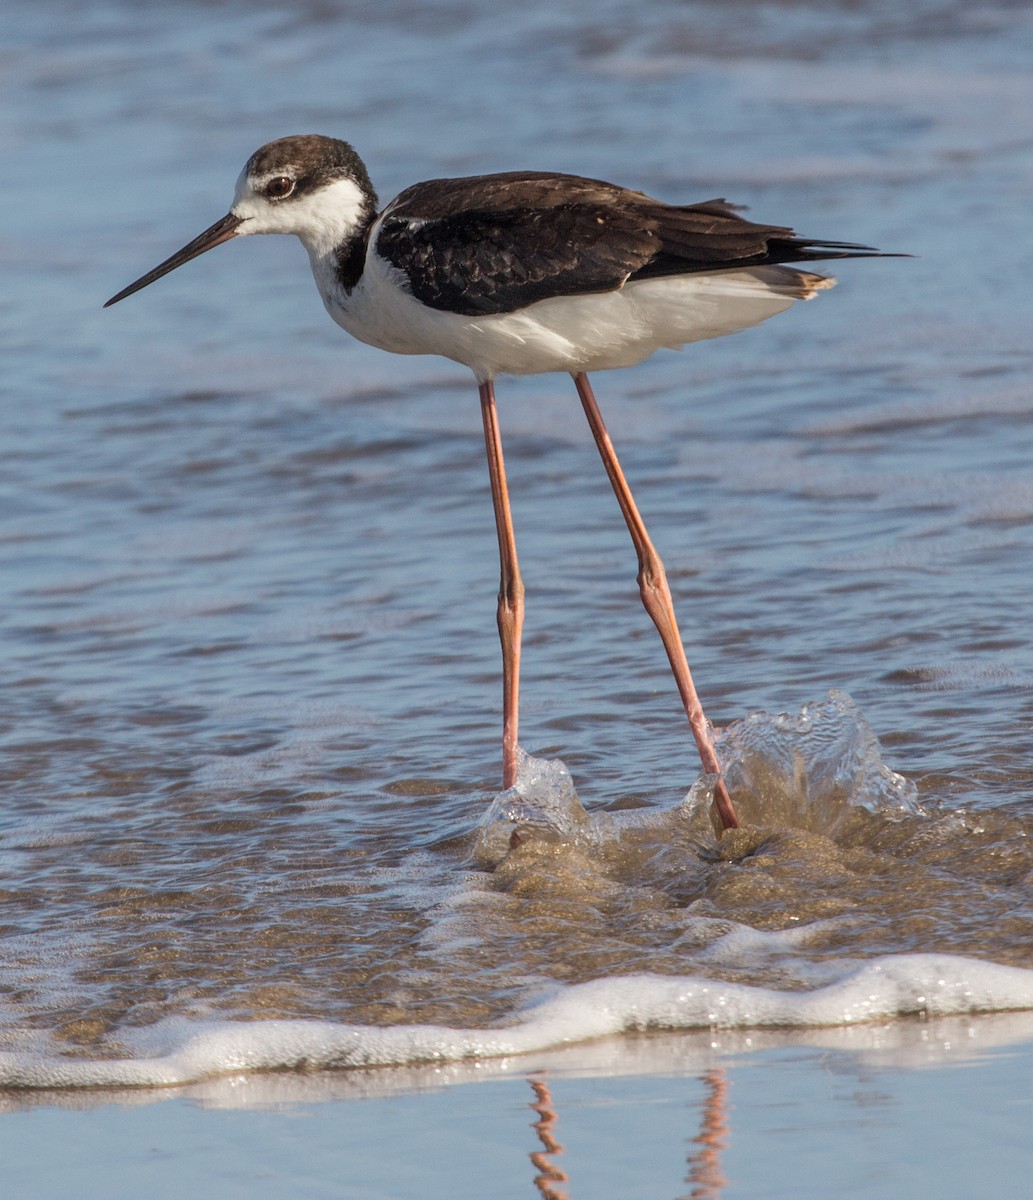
[572,371,739,830]
[479,379,526,790]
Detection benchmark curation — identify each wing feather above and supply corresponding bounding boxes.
[373,172,885,316]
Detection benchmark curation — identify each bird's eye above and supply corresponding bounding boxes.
[263,176,295,200]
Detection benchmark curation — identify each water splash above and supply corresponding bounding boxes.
[476,749,595,858]
[707,689,920,833]
[477,691,918,857]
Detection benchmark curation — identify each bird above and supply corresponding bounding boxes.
[105,134,893,832]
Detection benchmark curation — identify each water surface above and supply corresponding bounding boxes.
[3,0,1033,1093]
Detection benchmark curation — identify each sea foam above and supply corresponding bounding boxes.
[2,954,1033,1090]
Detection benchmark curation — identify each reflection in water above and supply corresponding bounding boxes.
[529,1073,570,1200]
[525,1069,729,1199]
[681,1070,730,1200]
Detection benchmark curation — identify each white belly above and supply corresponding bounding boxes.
[312,250,833,383]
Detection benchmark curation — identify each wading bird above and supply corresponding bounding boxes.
[106,135,891,830]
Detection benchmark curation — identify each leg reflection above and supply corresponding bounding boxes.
[682,1069,730,1200]
[528,1074,570,1200]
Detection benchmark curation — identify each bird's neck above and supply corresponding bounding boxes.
[298,182,378,305]
[305,222,376,311]
[289,176,378,259]
[332,225,374,292]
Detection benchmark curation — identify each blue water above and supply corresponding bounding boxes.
[3,6,1033,1186]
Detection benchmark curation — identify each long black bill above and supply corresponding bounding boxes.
[104,212,245,308]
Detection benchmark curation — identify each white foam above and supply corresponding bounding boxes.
[2,954,1032,1090]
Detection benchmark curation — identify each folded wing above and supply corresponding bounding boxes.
[374,171,884,316]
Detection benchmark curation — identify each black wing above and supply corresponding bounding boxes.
[374,171,885,317]
[374,173,660,316]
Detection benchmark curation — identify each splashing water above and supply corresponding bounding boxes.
[478,690,918,854]
[711,689,920,831]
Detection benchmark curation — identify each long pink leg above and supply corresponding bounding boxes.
[479,379,525,789]
[572,371,740,830]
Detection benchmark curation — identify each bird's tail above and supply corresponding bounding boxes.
[767,237,906,266]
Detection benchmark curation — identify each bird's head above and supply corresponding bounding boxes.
[104,135,377,307]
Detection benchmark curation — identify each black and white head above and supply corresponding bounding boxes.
[105,135,378,307]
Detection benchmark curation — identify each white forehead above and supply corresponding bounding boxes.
[232,162,288,203]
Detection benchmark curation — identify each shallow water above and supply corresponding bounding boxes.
[3,0,1033,1104]
[4,1021,1033,1200]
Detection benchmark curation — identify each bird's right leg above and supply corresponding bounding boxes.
[479,379,525,790]
[572,371,740,831]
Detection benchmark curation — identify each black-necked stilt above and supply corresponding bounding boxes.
[106,134,894,831]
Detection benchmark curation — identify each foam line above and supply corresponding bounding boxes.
[2,954,1031,1089]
